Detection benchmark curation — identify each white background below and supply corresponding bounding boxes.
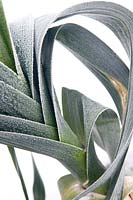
[0,0,133,199]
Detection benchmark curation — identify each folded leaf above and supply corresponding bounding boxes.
[56,23,128,120]
[95,110,121,161]
[62,87,121,186]
[38,28,81,146]
[0,1,133,200]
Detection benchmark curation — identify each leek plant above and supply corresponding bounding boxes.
[0,0,133,199]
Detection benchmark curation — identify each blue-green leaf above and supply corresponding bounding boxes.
[32,156,45,200]
[0,131,87,182]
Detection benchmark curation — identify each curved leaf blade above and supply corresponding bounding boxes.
[56,23,128,120]
[0,131,87,182]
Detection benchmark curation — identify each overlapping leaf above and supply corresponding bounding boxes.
[0,0,133,200]
[34,2,133,199]
[56,23,128,121]
[0,80,43,122]
[0,114,58,140]
[0,61,30,95]
[62,87,120,197]
[10,16,34,93]
[0,131,87,182]
[0,3,45,199]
